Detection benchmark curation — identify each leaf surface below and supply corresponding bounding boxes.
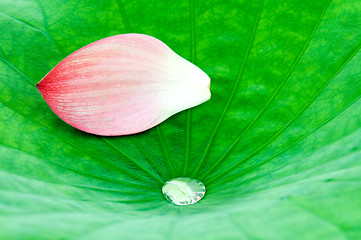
[0,0,360,239]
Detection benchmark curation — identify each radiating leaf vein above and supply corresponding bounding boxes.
[206,42,361,183]
[199,0,332,178]
[191,0,265,177]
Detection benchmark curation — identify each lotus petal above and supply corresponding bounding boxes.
[36,34,211,136]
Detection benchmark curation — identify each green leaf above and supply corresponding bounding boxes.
[1,0,360,239]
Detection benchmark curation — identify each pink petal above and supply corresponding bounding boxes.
[37,34,210,136]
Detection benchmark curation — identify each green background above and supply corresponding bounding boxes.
[0,0,360,239]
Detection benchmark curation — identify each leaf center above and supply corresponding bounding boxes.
[162,177,206,205]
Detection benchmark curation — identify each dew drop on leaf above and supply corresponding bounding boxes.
[162,177,206,205]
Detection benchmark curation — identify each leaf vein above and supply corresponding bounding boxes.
[207,42,361,184]
[100,138,165,184]
[115,0,131,32]
[191,0,265,177]
[34,0,67,56]
[0,142,157,191]
[0,98,159,188]
[182,0,196,176]
[0,53,34,85]
[209,91,361,188]
[156,126,177,177]
[200,0,333,178]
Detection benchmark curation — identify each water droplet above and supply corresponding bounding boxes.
[162,177,206,205]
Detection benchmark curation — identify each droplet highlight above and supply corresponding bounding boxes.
[162,177,206,205]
